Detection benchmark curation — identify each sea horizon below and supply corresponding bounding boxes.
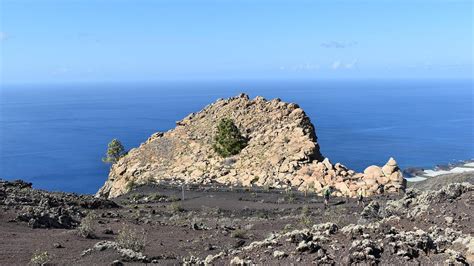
[1,78,473,194]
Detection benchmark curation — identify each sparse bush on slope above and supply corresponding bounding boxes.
[116,224,147,252]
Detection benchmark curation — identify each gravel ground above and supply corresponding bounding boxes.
[0,178,472,265]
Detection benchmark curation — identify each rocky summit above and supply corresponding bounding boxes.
[97,94,405,198]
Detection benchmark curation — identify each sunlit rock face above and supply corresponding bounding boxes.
[97,94,404,198]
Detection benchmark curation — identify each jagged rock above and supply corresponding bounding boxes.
[312,222,338,235]
[111,260,124,266]
[360,201,381,220]
[297,240,320,252]
[191,221,209,230]
[182,256,204,265]
[243,233,279,251]
[384,183,473,218]
[230,256,251,265]
[273,250,287,258]
[204,252,224,264]
[385,229,435,260]
[83,241,149,262]
[0,179,118,229]
[96,95,406,198]
[445,216,454,225]
[349,239,382,263]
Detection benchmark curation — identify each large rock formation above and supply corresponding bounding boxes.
[97,94,405,198]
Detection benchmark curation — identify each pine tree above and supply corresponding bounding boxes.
[102,139,126,164]
[213,118,248,158]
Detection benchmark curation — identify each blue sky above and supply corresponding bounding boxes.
[0,0,472,84]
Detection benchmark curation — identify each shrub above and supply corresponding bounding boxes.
[212,118,248,158]
[231,229,247,239]
[116,225,147,252]
[130,193,145,202]
[167,202,184,213]
[301,205,310,216]
[125,180,136,192]
[169,195,180,202]
[102,139,126,164]
[263,184,271,192]
[285,191,296,203]
[283,224,293,232]
[30,250,50,265]
[149,193,166,201]
[300,205,312,228]
[77,212,96,238]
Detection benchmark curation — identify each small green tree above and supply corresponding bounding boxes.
[212,118,248,158]
[102,138,125,164]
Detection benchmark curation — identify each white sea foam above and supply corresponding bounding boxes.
[406,176,427,182]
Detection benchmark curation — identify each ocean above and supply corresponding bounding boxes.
[0,79,473,194]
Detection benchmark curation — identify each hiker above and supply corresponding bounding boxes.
[323,186,331,209]
[357,187,366,206]
[285,180,292,194]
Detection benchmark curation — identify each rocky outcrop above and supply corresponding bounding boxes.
[81,241,149,262]
[0,179,118,229]
[202,182,473,265]
[97,94,405,198]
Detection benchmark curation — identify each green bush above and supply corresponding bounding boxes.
[77,212,97,239]
[102,138,126,164]
[212,118,248,158]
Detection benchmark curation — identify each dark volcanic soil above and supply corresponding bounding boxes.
[1,178,473,265]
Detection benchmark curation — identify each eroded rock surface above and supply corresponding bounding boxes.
[97,94,405,198]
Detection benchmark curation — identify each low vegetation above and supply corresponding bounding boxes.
[116,225,147,252]
[167,202,184,213]
[300,205,312,228]
[77,212,97,239]
[231,229,247,239]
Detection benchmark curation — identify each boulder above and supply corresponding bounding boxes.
[335,182,350,195]
[376,175,390,185]
[322,158,333,170]
[364,166,383,179]
[389,171,403,182]
[382,157,399,176]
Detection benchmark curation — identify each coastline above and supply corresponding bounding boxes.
[404,159,474,183]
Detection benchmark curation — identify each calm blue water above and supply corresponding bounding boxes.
[1,79,473,194]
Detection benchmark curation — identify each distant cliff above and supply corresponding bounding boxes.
[97,94,405,198]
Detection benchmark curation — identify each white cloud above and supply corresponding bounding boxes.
[52,67,70,75]
[331,61,341,69]
[331,60,358,70]
[345,60,358,69]
[321,41,357,49]
[0,32,7,41]
[280,63,321,72]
